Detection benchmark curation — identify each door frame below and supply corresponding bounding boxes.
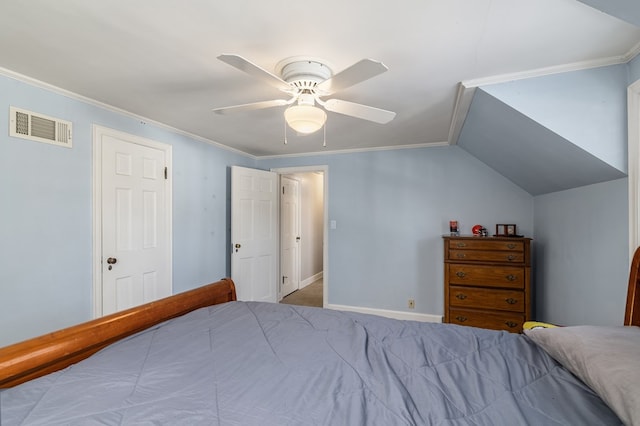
[629,79,640,260]
[271,165,328,307]
[92,125,173,318]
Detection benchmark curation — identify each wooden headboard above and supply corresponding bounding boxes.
[625,247,640,326]
[0,278,236,388]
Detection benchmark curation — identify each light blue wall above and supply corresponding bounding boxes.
[0,74,254,346]
[1,75,535,347]
[533,179,628,326]
[1,53,635,346]
[260,146,534,315]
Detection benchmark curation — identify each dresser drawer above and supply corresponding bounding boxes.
[448,239,524,252]
[449,286,524,312]
[447,265,525,289]
[449,308,524,332]
[449,249,524,263]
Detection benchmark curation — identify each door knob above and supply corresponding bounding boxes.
[106,257,117,270]
[234,243,241,252]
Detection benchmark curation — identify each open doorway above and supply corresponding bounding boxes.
[273,166,327,308]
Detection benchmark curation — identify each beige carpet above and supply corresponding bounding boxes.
[280,279,323,308]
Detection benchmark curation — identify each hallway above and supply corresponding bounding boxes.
[280,279,323,308]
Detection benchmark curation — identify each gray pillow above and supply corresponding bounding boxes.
[524,325,639,426]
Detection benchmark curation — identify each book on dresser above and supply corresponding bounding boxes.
[443,235,532,332]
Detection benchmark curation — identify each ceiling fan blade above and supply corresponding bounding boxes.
[217,54,292,93]
[213,99,291,115]
[323,99,396,124]
[316,59,388,95]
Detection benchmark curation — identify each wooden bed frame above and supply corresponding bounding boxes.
[2,247,640,389]
[0,278,236,388]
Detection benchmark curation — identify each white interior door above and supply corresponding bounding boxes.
[96,127,172,316]
[231,166,277,302]
[280,176,300,298]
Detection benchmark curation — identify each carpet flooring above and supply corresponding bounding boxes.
[280,279,323,308]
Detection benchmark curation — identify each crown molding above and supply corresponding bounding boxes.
[448,84,476,146]
[461,51,634,89]
[256,140,448,160]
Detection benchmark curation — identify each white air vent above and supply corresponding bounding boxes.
[9,106,73,148]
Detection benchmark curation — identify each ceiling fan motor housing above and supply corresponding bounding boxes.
[278,58,333,92]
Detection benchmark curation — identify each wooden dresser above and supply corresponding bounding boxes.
[443,235,532,332]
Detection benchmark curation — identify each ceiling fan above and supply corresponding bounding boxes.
[212,54,396,135]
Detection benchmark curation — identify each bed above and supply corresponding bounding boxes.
[1,253,639,425]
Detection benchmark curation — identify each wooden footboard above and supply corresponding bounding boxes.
[0,278,236,388]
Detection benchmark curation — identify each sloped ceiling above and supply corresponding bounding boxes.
[458,89,626,195]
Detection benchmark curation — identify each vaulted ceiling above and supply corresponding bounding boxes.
[1,1,639,193]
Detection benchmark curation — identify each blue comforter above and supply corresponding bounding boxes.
[0,302,620,425]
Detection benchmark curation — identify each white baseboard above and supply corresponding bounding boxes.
[300,271,323,289]
[326,303,443,323]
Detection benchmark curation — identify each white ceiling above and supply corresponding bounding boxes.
[1,0,639,157]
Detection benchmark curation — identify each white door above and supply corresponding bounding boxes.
[231,166,277,302]
[97,128,172,315]
[280,176,300,298]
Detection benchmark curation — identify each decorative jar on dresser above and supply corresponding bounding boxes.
[443,235,532,332]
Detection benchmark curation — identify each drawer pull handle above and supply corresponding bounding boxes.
[507,255,515,261]
[455,316,468,322]
[505,321,518,328]
[506,274,517,281]
[507,243,516,249]
[455,294,467,300]
[456,271,466,278]
[456,242,467,248]
[456,253,466,258]
[505,298,518,305]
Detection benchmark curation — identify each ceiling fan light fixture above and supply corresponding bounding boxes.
[284,105,326,134]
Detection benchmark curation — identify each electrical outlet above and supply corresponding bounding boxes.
[408,298,415,309]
